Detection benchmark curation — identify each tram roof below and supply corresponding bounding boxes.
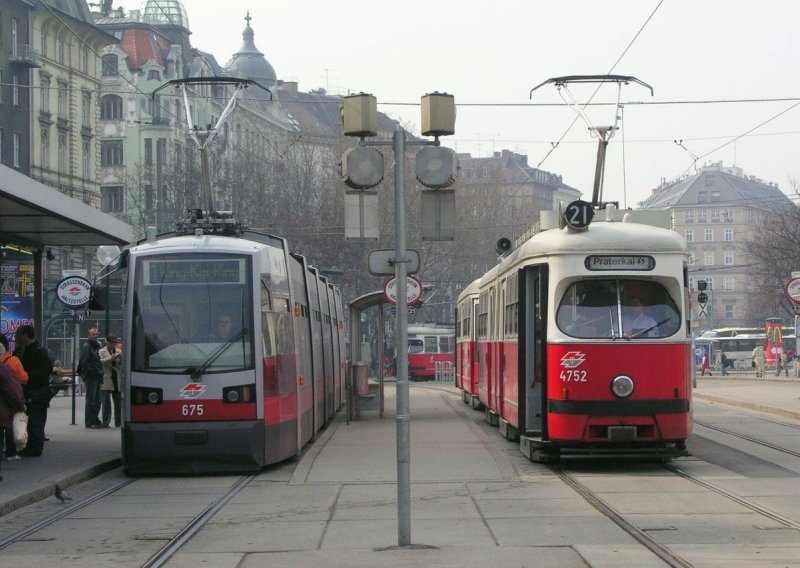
[132,233,282,254]
[508,220,686,265]
[457,277,481,303]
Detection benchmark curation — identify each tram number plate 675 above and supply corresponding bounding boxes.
[182,404,205,416]
[560,370,587,382]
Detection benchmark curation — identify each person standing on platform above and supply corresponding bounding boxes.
[752,343,766,378]
[0,361,26,481]
[0,335,27,461]
[779,350,789,377]
[99,335,122,427]
[13,325,53,457]
[79,327,105,428]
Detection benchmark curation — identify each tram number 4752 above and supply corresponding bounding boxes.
[560,370,587,382]
[182,404,205,416]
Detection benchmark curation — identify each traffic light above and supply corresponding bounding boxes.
[697,280,707,291]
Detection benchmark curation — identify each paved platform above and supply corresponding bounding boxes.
[0,376,799,565]
[0,394,120,516]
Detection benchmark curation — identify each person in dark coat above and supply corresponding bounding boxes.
[0,362,26,480]
[12,325,51,457]
[79,327,105,428]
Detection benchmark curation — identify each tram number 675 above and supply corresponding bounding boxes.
[182,404,204,416]
[560,369,587,382]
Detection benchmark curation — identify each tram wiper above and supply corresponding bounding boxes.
[628,318,672,339]
[187,328,248,380]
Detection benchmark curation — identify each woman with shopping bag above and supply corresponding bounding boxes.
[0,360,26,482]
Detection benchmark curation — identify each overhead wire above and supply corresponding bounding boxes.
[535,0,665,169]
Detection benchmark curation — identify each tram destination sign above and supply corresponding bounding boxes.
[585,255,655,271]
[144,258,245,285]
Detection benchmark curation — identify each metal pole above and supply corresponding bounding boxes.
[393,128,411,546]
[71,310,78,425]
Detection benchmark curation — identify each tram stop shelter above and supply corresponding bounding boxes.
[0,164,134,333]
[348,290,392,421]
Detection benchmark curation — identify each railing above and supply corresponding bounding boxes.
[434,361,455,382]
[9,44,41,68]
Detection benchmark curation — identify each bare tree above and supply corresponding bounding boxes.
[744,181,800,324]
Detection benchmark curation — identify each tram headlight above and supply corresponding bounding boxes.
[611,375,635,398]
[226,389,240,403]
[147,391,160,404]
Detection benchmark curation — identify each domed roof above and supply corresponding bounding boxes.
[226,13,276,87]
[140,0,189,29]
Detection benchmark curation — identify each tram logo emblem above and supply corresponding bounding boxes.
[179,383,206,399]
[560,351,586,369]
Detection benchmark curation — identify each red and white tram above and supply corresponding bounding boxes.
[465,205,692,461]
[117,227,345,474]
[407,325,455,381]
[456,278,481,407]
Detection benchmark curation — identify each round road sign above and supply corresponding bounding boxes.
[383,276,422,305]
[785,277,800,306]
[56,276,92,308]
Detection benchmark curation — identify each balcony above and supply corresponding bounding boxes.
[9,44,41,68]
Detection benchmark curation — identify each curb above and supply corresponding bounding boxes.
[0,458,121,518]
[693,392,800,422]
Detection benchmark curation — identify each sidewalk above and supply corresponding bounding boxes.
[0,393,120,516]
[693,374,800,421]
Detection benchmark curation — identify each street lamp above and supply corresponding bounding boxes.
[342,92,456,547]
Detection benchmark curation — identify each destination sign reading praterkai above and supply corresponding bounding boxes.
[585,255,655,271]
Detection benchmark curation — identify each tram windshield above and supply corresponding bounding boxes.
[130,253,255,373]
[557,279,680,339]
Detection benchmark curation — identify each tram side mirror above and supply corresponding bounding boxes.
[89,282,107,310]
[496,237,512,255]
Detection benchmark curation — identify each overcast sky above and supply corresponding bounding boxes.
[169,0,799,208]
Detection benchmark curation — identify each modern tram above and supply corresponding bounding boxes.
[112,221,346,475]
[456,204,693,462]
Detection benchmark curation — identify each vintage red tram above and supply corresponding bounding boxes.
[456,278,481,407]
[465,205,692,461]
[407,325,455,381]
[115,228,345,474]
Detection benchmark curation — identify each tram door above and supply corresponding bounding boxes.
[521,265,548,436]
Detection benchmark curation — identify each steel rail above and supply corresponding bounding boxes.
[142,474,256,568]
[694,419,800,459]
[0,478,135,551]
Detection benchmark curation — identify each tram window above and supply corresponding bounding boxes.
[424,336,438,353]
[409,339,424,354]
[440,335,454,353]
[557,279,680,339]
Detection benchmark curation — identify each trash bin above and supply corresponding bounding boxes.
[353,362,369,396]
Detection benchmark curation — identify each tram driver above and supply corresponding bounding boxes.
[621,295,659,338]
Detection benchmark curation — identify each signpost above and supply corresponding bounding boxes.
[383,276,423,305]
[55,276,92,426]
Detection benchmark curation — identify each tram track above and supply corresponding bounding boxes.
[693,418,800,459]
[142,473,257,567]
[0,478,136,551]
[0,472,257,564]
[551,466,694,568]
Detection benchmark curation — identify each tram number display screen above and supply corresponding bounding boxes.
[144,258,246,285]
[585,255,655,271]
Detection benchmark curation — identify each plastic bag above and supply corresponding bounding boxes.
[13,411,28,451]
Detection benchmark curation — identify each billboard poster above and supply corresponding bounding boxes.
[0,247,36,350]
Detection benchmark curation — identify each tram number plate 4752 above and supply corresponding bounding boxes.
[182,404,205,416]
[560,370,587,382]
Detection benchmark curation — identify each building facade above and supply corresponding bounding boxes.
[0,0,38,174]
[640,162,791,328]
